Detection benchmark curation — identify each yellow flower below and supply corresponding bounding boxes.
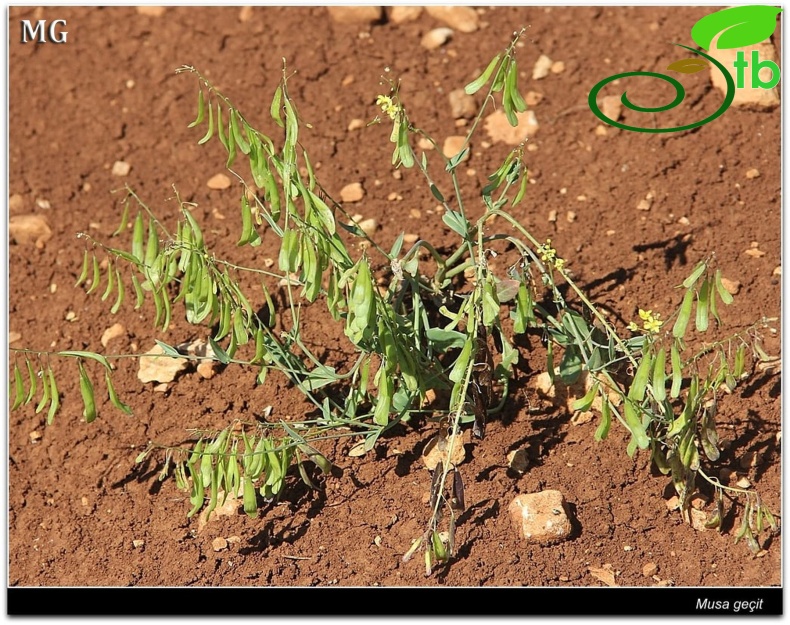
[633,308,663,334]
[537,239,557,263]
[554,257,566,271]
[376,94,399,120]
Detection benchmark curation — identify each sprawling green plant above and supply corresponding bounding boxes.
[10,30,778,570]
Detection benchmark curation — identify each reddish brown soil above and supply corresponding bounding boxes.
[8,6,781,592]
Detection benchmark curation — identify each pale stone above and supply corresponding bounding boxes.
[138,344,188,384]
[9,331,21,344]
[548,210,557,222]
[709,40,780,108]
[212,537,228,552]
[422,430,468,470]
[36,198,51,210]
[720,277,740,295]
[525,91,543,106]
[403,233,419,245]
[101,323,126,348]
[326,6,382,24]
[601,95,623,121]
[442,136,469,162]
[448,89,476,119]
[421,27,453,50]
[238,6,253,22]
[594,125,609,136]
[643,562,658,577]
[347,118,365,131]
[425,6,479,32]
[390,6,422,23]
[550,61,565,74]
[689,508,708,531]
[9,193,24,212]
[746,168,761,179]
[197,361,217,380]
[508,490,573,545]
[136,6,165,16]
[340,182,365,203]
[111,161,131,177]
[358,218,378,237]
[417,137,433,150]
[772,265,781,277]
[207,173,231,190]
[9,214,52,247]
[198,494,241,533]
[132,539,145,548]
[589,566,617,587]
[532,55,553,80]
[484,110,539,145]
[29,431,43,443]
[566,211,576,223]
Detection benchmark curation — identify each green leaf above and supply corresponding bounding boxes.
[449,339,473,384]
[426,327,467,352]
[714,269,734,305]
[188,89,205,128]
[270,84,284,128]
[465,53,501,95]
[86,255,102,295]
[629,350,652,403]
[60,351,111,369]
[672,288,694,339]
[572,381,598,413]
[595,397,611,441]
[11,362,24,411]
[243,475,259,518]
[670,343,683,398]
[695,279,710,332]
[24,358,37,405]
[230,109,251,155]
[691,5,782,51]
[208,336,231,365]
[430,183,445,203]
[682,261,707,289]
[198,95,214,145]
[559,345,582,386]
[35,366,51,414]
[624,402,649,449]
[75,250,90,287]
[652,347,667,403]
[442,210,470,238]
[106,370,132,415]
[46,368,60,425]
[77,361,97,423]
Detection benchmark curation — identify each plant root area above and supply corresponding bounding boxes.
[8,7,780,588]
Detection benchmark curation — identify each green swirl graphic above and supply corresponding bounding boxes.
[588,44,735,133]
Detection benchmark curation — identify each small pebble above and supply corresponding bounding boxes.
[643,562,658,577]
[9,331,21,343]
[65,311,77,322]
[719,277,740,295]
[207,173,231,190]
[132,539,145,548]
[566,211,576,223]
[550,61,565,74]
[340,182,365,203]
[745,168,760,179]
[533,54,553,80]
[29,431,43,443]
[548,210,557,222]
[421,27,454,50]
[111,161,131,177]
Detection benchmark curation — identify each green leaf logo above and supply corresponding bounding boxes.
[691,5,782,51]
[666,58,709,74]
